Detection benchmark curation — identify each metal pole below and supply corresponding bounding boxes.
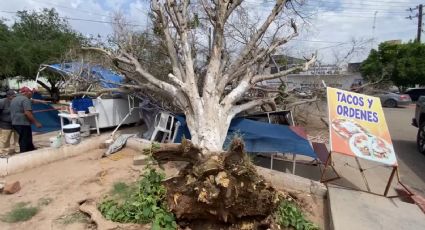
[270,154,274,170]
[292,153,296,174]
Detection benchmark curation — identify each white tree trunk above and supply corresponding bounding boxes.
[185,100,232,152]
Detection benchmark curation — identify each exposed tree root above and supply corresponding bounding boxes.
[154,138,279,228]
[152,139,202,164]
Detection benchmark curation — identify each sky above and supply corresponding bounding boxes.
[0,0,423,64]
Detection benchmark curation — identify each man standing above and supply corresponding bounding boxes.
[0,90,18,155]
[10,87,42,153]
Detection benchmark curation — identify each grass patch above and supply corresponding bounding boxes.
[56,211,90,225]
[275,200,319,230]
[1,202,39,223]
[111,182,131,198]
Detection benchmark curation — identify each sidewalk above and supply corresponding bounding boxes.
[328,185,425,230]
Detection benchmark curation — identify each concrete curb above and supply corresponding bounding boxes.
[255,167,327,197]
[0,134,108,176]
[0,158,7,177]
[126,138,151,152]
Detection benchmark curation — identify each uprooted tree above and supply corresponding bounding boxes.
[86,0,315,225]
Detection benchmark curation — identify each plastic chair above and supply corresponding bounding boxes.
[150,112,175,142]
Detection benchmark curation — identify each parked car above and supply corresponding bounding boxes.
[412,96,425,153]
[370,90,411,107]
[405,88,425,101]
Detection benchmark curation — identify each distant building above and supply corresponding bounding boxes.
[262,55,363,90]
[383,40,402,45]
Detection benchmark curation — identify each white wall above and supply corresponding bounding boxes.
[263,73,363,90]
[2,77,49,90]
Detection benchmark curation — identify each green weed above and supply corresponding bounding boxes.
[276,200,319,230]
[111,182,132,198]
[98,143,177,229]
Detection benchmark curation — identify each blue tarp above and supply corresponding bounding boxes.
[29,63,126,132]
[31,92,64,133]
[173,116,317,159]
[46,63,124,89]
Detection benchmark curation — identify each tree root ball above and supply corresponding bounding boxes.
[160,138,279,226]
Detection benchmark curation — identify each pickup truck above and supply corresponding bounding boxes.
[412,96,425,153]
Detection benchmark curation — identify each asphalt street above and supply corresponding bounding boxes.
[385,106,425,195]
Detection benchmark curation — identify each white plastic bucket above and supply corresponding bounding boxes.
[49,136,62,148]
[63,124,81,144]
[80,124,90,137]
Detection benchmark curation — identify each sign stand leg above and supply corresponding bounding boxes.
[384,167,397,197]
[320,152,340,183]
[355,157,371,192]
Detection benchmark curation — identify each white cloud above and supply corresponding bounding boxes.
[0,0,423,63]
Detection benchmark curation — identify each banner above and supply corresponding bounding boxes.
[327,87,397,166]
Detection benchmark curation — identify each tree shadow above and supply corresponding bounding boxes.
[391,139,425,194]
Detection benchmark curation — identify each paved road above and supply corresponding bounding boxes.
[385,106,425,195]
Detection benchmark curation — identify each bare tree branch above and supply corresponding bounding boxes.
[224,0,287,79]
[252,54,316,84]
[152,1,184,80]
[229,97,275,117]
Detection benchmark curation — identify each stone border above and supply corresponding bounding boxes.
[0,134,108,177]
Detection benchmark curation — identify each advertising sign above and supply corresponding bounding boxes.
[327,87,397,166]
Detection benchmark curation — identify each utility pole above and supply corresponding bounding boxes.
[406,4,423,43]
[372,11,378,49]
[418,4,423,43]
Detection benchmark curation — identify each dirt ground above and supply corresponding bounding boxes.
[0,148,141,230]
[0,144,326,230]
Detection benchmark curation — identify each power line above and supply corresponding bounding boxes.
[257,0,416,7]
[243,3,410,18]
[30,0,112,18]
[0,10,143,27]
[314,0,418,7]
[304,3,411,12]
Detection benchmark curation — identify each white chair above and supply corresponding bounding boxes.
[150,112,175,142]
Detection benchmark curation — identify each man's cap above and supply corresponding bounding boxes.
[19,86,33,94]
[6,90,16,97]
